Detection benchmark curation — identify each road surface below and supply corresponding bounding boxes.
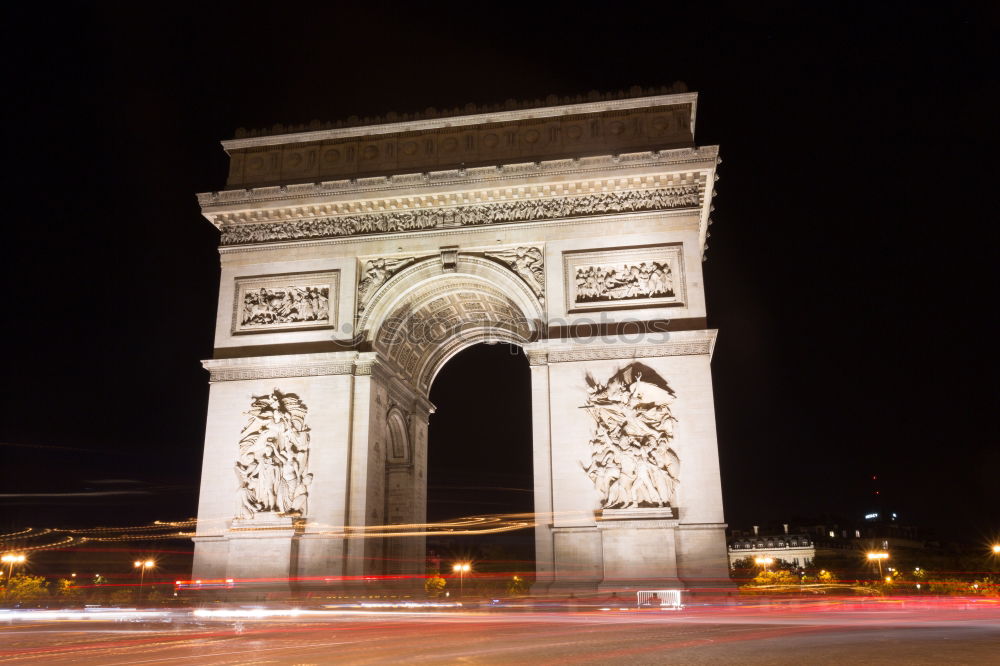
[1,598,998,664]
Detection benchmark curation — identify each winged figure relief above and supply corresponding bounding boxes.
[485,247,545,300]
[357,257,415,311]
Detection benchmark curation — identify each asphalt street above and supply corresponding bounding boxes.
[1,600,998,664]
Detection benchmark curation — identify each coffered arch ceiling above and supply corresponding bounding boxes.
[360,255,543,394]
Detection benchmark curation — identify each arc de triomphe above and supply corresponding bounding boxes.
[191,89,729,592]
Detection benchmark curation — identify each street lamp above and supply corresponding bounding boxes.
[867,552,889,580]
[452,562,471,598]
[754,557,774,571]
[2,554,26,584]
[133,559,155,602]
[992,544,1000,554]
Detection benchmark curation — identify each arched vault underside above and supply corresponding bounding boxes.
[358,255,543,394]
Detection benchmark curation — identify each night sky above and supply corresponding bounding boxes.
[2,4,996,546]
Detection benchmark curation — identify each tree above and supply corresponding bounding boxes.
[424,574,446,598]
[88,573,110,602]
[109,588,135,605]
[505,575,530,596]
[3,574,48,602]
[52,578,81,600]
[752,569,797,586]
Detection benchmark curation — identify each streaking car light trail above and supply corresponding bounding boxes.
[0,512,546,551]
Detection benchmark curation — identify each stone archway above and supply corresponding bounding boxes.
[360,253,544,393]
[191,90,732,594]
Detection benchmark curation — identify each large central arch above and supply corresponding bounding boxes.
[360,254,544,393]
[191,90,732,594]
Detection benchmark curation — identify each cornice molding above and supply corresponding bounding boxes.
[197,147,718,210]
[202,352,362,382]
[526,350,549,366]
[221,93,699,150]
[541,333,717,363]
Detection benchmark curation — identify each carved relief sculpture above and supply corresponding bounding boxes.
[484,246,545,302]
[220,186,700,245]
[581,363,679,509]
[564,244,685,312]
[357,257,416,311]
[575,261,672,303]
[235,389,312,519]
[232,271,338,333]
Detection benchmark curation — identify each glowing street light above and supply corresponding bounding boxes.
[992,544,1000,554]
[867,551,889,580]
[754,557,774,571]
[452,562,471,597]
[133,559,155,602]
[2,554,26,584]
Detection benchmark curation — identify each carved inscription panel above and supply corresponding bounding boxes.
[232,271,339,334]
[564,244,685,313]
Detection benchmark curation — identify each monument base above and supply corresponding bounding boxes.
[226,513,301,592]
[596,507,682,592]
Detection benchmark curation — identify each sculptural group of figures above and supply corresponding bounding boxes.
[575,261,674,303]
[235,390,312,518]
[240,286,330,326]
[582,364,680,509]
[220,186,701,245]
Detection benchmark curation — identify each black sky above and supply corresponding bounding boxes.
[2,3,997,543]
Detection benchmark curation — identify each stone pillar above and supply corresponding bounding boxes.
[535,331,729,594]
[383,398,430,580]
[526,347,555,591]
[344,354,378,581]
[191,353,361,593]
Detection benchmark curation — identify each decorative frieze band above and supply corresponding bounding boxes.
[205,362,356,383]
[218,186,701,245]
[545,339,712,363]
[594,518,679,530]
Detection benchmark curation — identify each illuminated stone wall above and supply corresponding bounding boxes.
[191,91,728,592]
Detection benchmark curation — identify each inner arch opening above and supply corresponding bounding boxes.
[426,342,534,591]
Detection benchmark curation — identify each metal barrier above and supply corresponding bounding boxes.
[636,589,683,609]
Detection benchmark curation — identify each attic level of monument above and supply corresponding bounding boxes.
[221,93,698,188]
[230,85,692,140]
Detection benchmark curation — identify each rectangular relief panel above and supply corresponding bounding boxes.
[563,243,685,313]
[232,270,339,334]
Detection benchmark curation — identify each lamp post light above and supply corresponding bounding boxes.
[867,552,889,580]
[452,563,471,598]
[2,554,26,585]
[754,557,774,571]
[133,559,155,602]
[992,544,1000,554]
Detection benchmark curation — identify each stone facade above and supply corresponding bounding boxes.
[192,91,728,592]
